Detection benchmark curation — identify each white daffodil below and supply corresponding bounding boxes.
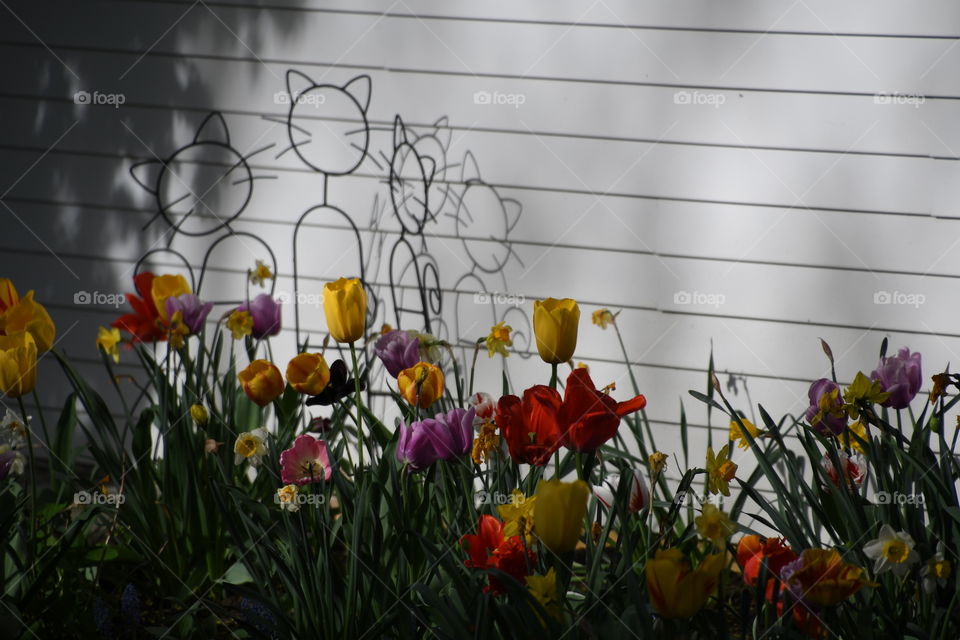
[921,542,952,594]
[233,427,269,466]
[276,484,301,512]
[863,524,919,576]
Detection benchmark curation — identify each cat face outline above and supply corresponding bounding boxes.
[389,115,438,235]
[130,112,257,237]
[285,71,371,176]
[454,151,522,274]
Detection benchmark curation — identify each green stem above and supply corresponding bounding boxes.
[349,342,366,469]
[549,363,558,390]
[17,395,37,573]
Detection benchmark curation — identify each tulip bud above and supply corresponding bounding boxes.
[322,277,367,343]
[533,478,589,552]
[286,352,331,395]
[397,362,445,409]
[190,404,209,427]
[150,274,191,324]
[0,331,37,398]
[533,298,580,364]
[237,359,285,406]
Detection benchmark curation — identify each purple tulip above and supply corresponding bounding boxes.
[237,294,281,339]
[165,294,214,334]
[871,348,922,409]
[374,330,421,377]
[804,378,847,435]
[396,407,475,471]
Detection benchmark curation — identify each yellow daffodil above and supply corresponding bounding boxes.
[706,444,737,496]
[843,372,889,418]
[695,503,736,545]
[485,322,512,358]
[96,326,121,363]
[526,567,562,621]
[729,417,762,450]
[249,260,274,287]
[498,490,536,543]
[591,308,616,329]
[227,310,253,340]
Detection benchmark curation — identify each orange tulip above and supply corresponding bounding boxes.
[397,362,444,408]
[286,352,331,395]
[238,360,285,406]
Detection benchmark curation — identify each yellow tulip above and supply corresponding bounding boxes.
[533,478,589,553]
[645,548,724,619]
[237,359,285,407]
[533,298,580,364]
[0,278,19,313]
[397,362,444,408]
[151,274,191,324]
[322,277,367,343]
[2,291,55,352]
[286,352,331,395]
[0,331,37,398]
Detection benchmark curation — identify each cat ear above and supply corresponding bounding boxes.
[420,156,436,186]
[194,112,230,145]
[286,69,315,104]
[393,115,408,149]
[502,198,522,233]
[460,151,481,182]
[130,159,163,194]
[432,116,451,150]
[343,75,372,113]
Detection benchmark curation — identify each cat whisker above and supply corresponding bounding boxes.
[352,143,381,169]
[378,150,392,167]
[276,117,312,137]
[275,139,311,160]
[244,143,277,159]
[344,128,373,137]
[232,175,278,185]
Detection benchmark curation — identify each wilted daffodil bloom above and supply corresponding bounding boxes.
[533,298,580,364]
[486,322,512,358]
[227,310,254,340]
[233,427,268,466]
[591,308,615,329]
[322,277,367,343]
[648,451,668,474]
[533,478,589,553]
[249,259,274,287]
[527,567,562,621]
[397,361,445,408]
[0,332,37,398]
[96,326,121,363]
[150,274,190,324]
[781,549,874,607]
[695,504,736,546]
[1,290,56,353]
[645,548,724,619]
[706,444,737,496]
[237,359,285,406]
[286,352,331,395]
[276,484,300,512]
[729,417,763,450]
[922,543,951,594]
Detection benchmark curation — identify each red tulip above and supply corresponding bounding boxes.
[113,272,166,343]
[557,368,646,453]
[495,386,561,466]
